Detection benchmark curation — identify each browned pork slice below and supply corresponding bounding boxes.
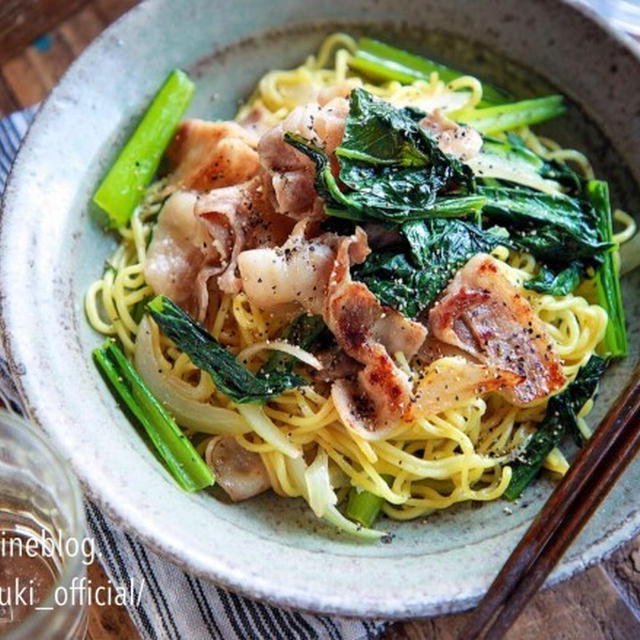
[144,191,219,317]
[414,333,473,366]
[206,436,271,502]
[145,179,293,320]
[258,97,349,220]
[311,345,361,383]
[325,231,427,437]
[165,119,261,191]
[196,177,295,295]
[428,253,565,405]
[420,110,483,162]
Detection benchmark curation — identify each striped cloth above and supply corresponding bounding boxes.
[0,108,386,640]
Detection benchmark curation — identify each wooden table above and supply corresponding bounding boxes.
[1,2,640,638]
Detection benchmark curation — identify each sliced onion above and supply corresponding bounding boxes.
[236,340,323,370]
[465,153,562,194]
[304,449,337,518]
[134,317,251,435]
[284,449,383,540]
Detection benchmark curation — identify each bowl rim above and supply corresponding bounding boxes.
[1,0,640,619]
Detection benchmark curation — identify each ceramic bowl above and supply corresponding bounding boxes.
[1,0,639,618]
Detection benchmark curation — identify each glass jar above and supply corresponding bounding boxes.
[0,411,88,639]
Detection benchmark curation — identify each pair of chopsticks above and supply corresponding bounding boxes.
[463,366,640,639]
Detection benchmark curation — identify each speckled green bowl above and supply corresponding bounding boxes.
[1,0,639,618]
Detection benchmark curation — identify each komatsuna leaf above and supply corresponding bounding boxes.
[504,355,607,500]
[478,186,599,246]
[283,88,482,223]
[524,262,582,296]
[147,295,305,404]
[478,186,613,272]
[336,88,474,212]
[284,132,486,223]
[353,218,508,317]
[510,224,610,266]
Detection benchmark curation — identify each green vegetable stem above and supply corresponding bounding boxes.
[456,95,565,135]
[93,339,214,492]
[345,475,393,528]
[588,180,628,357]
[350,38,508,106]
[93,69,195,228]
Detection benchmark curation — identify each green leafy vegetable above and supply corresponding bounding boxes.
[284,88,485,224]
[588,180,628,357]
[509,225,608,267]
[147,295,305,404]
[479,187,598,247]
[350,37,508,105]
[456,95,565,135]
[353,252,435,317]
[354,218,507,317]
[285,85,614,325]
[479,186,613,275]
[524,263,582,296]
[504,355,607,500]
[481,182,610,298]
[93,69,194,228]
[93,340,213,492]
[286,133,485,223]
[337,88,473,201]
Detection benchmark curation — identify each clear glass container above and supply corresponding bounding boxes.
[0,411,87,638]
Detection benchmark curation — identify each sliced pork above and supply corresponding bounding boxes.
[311,345,361,383]
[144,191,218,317]
[420,110,483,162]
[325,231,427,436]
[145,180,293,320]
[206,436,271,502]
[237,222,336,312]
[258,97,348,220]
[165,119,260,191]
[238,227,427,437]
[197,178,294,295]
[428,253,565,405]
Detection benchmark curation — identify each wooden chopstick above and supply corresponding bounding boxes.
[462,366,640,639]
[485,390,640,637]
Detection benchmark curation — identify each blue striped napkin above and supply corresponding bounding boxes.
[0,108,386,640]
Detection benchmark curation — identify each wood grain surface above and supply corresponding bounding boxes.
[1,2,640,639]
